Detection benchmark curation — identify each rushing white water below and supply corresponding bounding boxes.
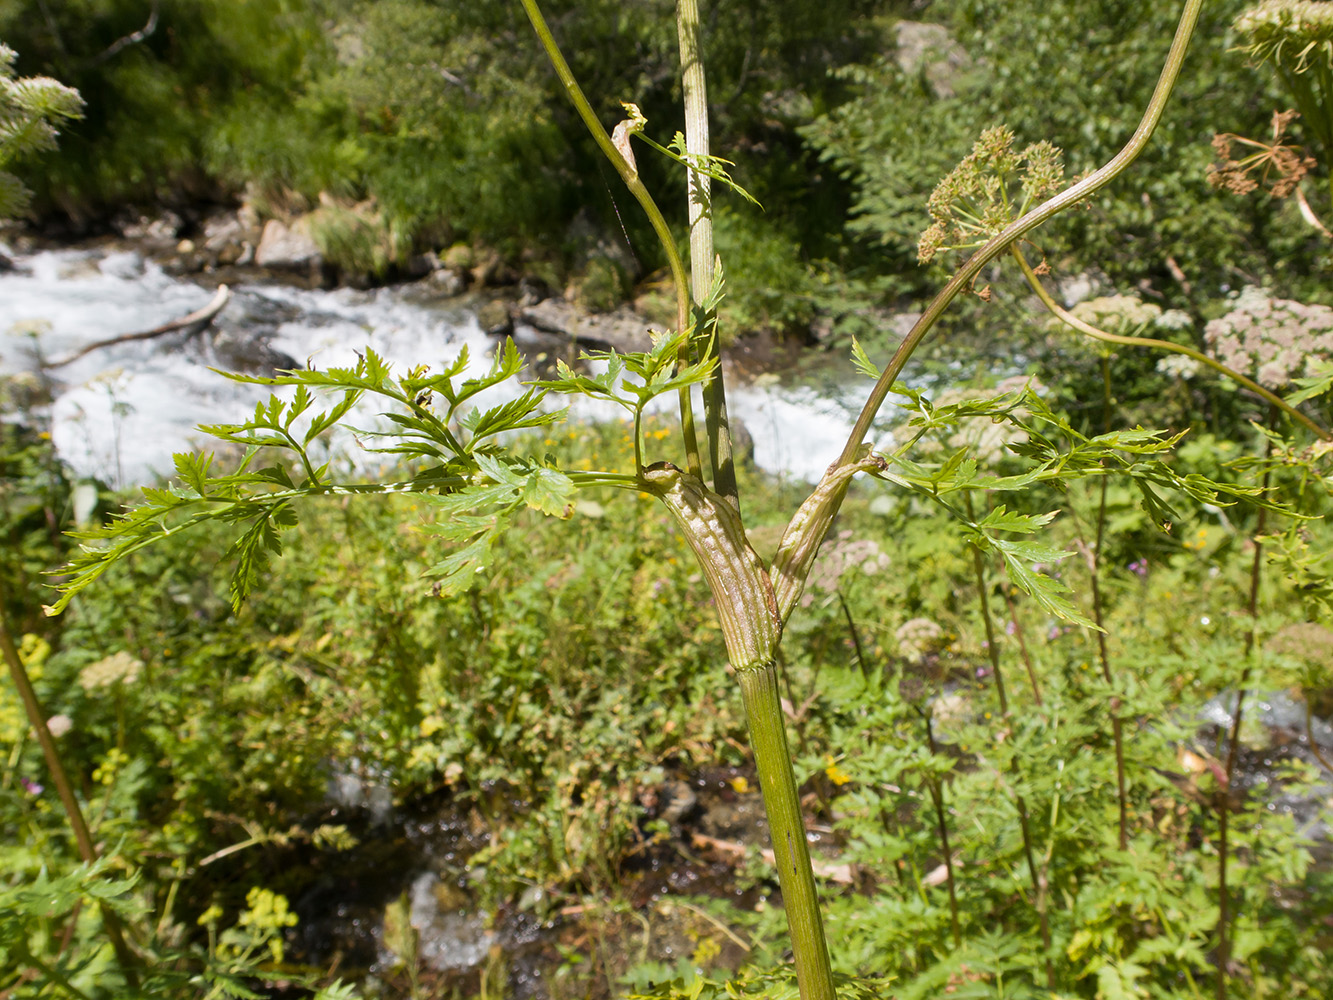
[0,245,872,488]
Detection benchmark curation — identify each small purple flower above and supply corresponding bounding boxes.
[21,777,42,796]
[976,666,992,679]
[1005,620,1017,636]
[1128,559,1149,579]
[1047,624,1064,642]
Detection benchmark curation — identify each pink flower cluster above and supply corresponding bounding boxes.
[1204,286,1333,388]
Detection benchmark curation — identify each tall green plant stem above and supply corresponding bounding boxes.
[642,464,835,1000]
[1012,248,1332,442]
[923,714,961,947]
[1001,587,1042,708]
[1216,427,1274,1000]
[1092,356,1130,852]
[968,531,1054,989]
[676,0,738,507]
[737,663,836,1000]
[0,598,138,981]
[837,0,1205,467]
[517,0,703,480]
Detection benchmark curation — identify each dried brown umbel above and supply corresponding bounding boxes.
[1208,109,1316,198]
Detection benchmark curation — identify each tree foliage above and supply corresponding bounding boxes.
[0,42,81,219]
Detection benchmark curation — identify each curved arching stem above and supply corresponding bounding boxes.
[518,0,703,480]
[836,0,1206,466]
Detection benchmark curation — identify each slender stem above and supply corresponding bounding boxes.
[1000,587,1042,707]
[924,716,961,947]
[836,590,870,679]
[965,505,1053,988]
[517,0,703,479]
[1216,426,1274,1000]
[676,0,738,507]
[736,663,835,1000]
[837,0,1205,467]
[972,543,1010,716]
[1012,248,1332,441]
[1092,356,1130,852]
[0,598,138,980]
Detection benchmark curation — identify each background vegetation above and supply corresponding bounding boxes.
[5,0,1333,998]
[4,0,1329,332]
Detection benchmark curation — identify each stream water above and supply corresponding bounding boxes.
[0,243,872,490]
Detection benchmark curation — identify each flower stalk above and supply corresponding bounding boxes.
[0,595,139,981]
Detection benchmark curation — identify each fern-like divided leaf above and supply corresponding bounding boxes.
[418,454,574,598]
[48,340,583,615]
[535,330,717,413]
[879,384,1284,629]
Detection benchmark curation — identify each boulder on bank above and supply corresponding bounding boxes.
[255,217,322,270]
[894,22,973,100]
[517,297,654,355]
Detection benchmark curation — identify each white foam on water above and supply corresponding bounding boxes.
[1,245,869,487]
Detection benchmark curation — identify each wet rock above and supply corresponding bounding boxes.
[518,274,551,307]
[470,248,517,287]
[255,217,322,270]
[441,243,475,271]
[428,267,467,298]
[117,210,183,248]
[659,779,699,826]
[200,209,259,269]
[208,328,300,375]
[477,300,513,337]
[518,297,653,354]
[406,251,441,278]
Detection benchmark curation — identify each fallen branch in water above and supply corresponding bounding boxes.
[47,284,230,369]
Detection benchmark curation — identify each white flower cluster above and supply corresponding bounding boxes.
[1069,294,1162,334]
[1156,354,1202,379]
[1235,1,1333,72]
[1236,1,1333,42]
[802,530,890,607]
[1204,286,1333,388]
[78,651,143,690]
[896,617,946,665]
[1155,309,1194,332]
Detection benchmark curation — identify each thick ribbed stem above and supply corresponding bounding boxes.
[737,662,835,1000]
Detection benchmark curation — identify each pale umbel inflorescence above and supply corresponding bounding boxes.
[1204,286,1333,389]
